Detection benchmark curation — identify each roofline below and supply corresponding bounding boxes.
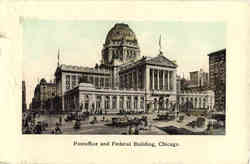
[208,48,226,56]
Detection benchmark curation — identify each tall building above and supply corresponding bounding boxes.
[31,78,56,112]
[189,69,209,91]
[208,49,226,112]
[22,81,27,111]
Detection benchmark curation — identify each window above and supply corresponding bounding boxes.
[66,75,70,90]
[150,70,153,90]
[138,69,142,89]
[119,76,122,89]
[95,77,99,88]
[72,75,76,88]
[89,76,94,84]
[78,76,81,84]
[124,74,128,89]
[105,96,110,109]
[120,97,124,109]
[133,71,137,89]
[112,96,117,109]
[129,73,132,89]
[100,78,104,88]
[134,97,138,109]
[140,97,144,109]
[105,78,110,88]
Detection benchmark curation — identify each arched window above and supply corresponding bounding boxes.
[112,96,117,109]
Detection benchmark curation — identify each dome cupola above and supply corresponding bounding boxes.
[101,23,141,66]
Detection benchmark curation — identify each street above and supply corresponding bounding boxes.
[23,112,225,135]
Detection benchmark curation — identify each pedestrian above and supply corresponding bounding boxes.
[134,125,139,135]
[55,124,62,134]
[128,125,132,135]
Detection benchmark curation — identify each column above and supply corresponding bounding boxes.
[163,70,165,91]
[137,97,140,112]
[101,95,105,112]
[87,96,91,113]
[134,71,137,90]
[99,76,101,88]
[117,96,120,113]
[163,98,166,109]
[124,96,127,112]
[80,94,85,112]
[173,70,176,92]
[157,69,160,90]
[136,70,139,90]
[131,95,134,112]
[146,67,150,91]
[168,71,171,90]
[110,95,113,112]
[131,72,133,89]
[152,69,155,90]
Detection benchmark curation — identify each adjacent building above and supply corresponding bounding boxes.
[187,69,209,91]
[22,81,27,111]
[31,79,56,112]
[176,76,214,112]
[208,49,226,112]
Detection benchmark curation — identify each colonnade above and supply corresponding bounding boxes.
[149,69,176,91]
[119,68,144,90]
[65,93,146,113]
[178,95,213,110]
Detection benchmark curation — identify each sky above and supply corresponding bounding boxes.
[22,19,226,107]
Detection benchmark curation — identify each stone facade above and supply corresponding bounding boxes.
[31,79,56,112]
[64,83,146,114]
[189,69,209,89]
[54,23,178,113]
[178,90,215,112]
[208,49,226,112]
[53,23,214,114]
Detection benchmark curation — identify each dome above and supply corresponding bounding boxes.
[104,23,138,45]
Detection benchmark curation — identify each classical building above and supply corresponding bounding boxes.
[176,76,214,112]
[55,23,177,114]
[22,80,27,111]
[208,49,226,112]
[31,78,56,112]
[53,23,215,114]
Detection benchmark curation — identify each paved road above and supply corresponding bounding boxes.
[30,113,224,135]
